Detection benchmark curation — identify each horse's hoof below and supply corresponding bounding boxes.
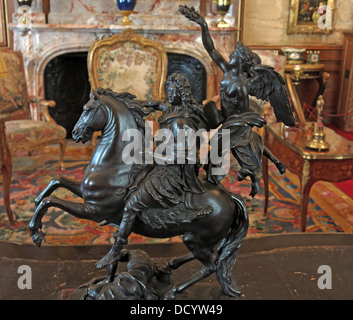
[32,230,46,247]
[224,281,242,298]
[275,162,286,174]
[163,285,178,300]
[163,290,176,300]
[29,221,43,236]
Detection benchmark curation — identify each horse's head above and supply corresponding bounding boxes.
[72,91,107,143]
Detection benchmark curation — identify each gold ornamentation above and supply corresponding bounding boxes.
[306,95,330,151]
[287,0,335,34]
[214,0,232,28]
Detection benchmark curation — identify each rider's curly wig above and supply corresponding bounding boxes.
[165,73,203,114]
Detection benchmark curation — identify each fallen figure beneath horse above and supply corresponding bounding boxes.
[29,70,292,299]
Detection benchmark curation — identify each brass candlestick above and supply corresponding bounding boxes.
[214,0,232,28]
[306,95,329,151]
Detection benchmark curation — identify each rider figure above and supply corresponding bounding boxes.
[97,73,207,270]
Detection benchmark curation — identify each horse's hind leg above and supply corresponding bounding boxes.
[156,253,195,281]
[35,176,82,208]
[164,233,216,300]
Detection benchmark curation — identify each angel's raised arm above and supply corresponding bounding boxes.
[179,5,229,73]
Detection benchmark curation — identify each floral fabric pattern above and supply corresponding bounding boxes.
[0,50,31,120]
[5,120,66,147]
[95,42,162,100]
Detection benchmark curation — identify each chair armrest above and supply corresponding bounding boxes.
[0,114,11,122]
[30,96,57,124]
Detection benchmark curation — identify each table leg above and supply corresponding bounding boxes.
[262,155,269,216]
[1,157,14,225]
[299,161,314,232]
[312,77,326,109]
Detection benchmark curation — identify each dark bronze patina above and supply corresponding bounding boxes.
[30,7,295,300]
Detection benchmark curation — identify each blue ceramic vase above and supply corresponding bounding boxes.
[116,0,136,25]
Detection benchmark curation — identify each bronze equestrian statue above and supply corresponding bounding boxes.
[30,77,256,299]
[30,7,295,300]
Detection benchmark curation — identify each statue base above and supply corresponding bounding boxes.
[60,248,238,300]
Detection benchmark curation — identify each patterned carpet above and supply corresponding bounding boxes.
[1,139,353,246]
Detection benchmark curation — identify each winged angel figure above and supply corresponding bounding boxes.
[179,5,295,195]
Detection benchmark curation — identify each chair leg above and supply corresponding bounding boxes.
[59,139,66,170]
[1,157,15,225]
[262,155,269,216]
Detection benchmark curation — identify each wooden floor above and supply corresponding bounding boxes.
[0,233,352,300]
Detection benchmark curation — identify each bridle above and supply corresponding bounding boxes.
[80,93,104,137]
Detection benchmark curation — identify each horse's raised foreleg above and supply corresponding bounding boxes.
[29,196,99,247]
[35,176,82,209]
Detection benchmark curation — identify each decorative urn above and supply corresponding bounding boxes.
[116,0,137,25]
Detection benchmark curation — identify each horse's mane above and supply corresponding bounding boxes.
[94,88,155,129]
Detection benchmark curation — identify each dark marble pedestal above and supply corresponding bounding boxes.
[1,233,352,300]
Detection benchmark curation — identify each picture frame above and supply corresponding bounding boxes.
[0,0,8,47]
[287,0,335,34]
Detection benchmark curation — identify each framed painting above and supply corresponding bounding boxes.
[0,0,8,47]
[287,0,335,34]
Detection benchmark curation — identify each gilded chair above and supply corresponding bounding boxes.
[0,48,66,224]
[87,28,168,148]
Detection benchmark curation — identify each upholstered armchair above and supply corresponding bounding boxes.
[87,28,168,148]
[0,48,67,224]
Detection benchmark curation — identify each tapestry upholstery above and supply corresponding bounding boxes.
[0,48,67,154]
[0,50,31,120]
[5,120,66,150]
[253,50,286,77]
[0,48,67,224]
[88,29,168,147]
[88,29,168,101]
[94,43,162,100]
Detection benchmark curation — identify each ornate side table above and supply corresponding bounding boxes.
[285,64,330,118]
[263,122,353,232]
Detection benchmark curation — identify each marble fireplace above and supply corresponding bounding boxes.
[9,0,239,135]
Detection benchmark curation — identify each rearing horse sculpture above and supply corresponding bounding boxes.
[30,88,249,299]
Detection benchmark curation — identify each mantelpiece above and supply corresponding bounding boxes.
[9,23,238,121]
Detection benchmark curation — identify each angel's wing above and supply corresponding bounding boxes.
[248,65,296,127]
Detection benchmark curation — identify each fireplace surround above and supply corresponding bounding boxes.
[9,1,239,135]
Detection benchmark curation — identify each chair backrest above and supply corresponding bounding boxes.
[253,50,286,76]
[88,29,168,100]
[0,48,31,121]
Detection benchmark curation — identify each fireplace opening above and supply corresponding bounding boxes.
[44,52,91,138]
[44,52,207,138]
[167,53,207,104]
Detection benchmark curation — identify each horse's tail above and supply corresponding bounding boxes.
[214,194,249,297]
